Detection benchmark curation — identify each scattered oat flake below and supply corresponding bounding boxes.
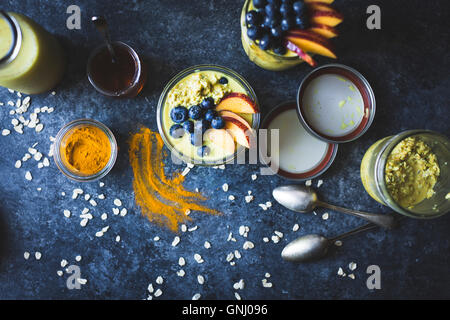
[2,129,10,136]
[112,208,119,215]
[204,241,211,249]
[63,210,71,218]
[154,289,162,297]
[98,194,105,200]
[293,224,299,232]
[24,252,30,260]
[77,278,87,285]
[228,195,235,201]
[251,174,257,181]
[222,183,229,192]
[120,208,127,216]
[75,255,82,262]
[177,269,185,277]
[101,213,107,220]
[15,160,21,168]
[153,236,160,241]
[194,253,204,263]
[305,180,312,186]
[57,270,63,277]
[348,274,355,279]
[192,293,201,300]
[61,259,68,267]
[334,240,343,247]
[235,292,241,300]
[178,257,185,266]
[317,180,323,188]
[35,252,42,260]
[197,275,205,285]
[25,171,32,181]
[349,262,357,271]
[115,235,121,242]
[322,212,329,220]
[172,236,180,247]
[113,199,122,207]
[156,276,163,285]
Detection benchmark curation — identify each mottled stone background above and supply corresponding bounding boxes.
[0,0,449,299]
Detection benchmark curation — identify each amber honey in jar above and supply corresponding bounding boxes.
[87,41,147,97]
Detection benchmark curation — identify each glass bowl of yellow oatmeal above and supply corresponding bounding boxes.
[157,65,260,166]
[360,130,450,219]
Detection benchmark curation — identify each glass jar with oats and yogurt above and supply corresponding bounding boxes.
[157,65,260,165]
[360,130,450,219]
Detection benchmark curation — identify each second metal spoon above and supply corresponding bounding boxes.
[273,185,396,229]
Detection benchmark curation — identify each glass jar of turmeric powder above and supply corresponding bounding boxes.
[53,119,118,181]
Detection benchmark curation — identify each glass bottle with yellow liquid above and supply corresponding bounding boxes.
[0,11,65,94]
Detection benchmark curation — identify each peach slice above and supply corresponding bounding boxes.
[204,129,236,154]
[310,10,344,27]
[224,118,253,148]
[304,0,334,4]
[285,40,317,67]
[286,30,337,59]
[219,110,252,131]
[309,24,339,38]
[307,3,335,12]
[216,93,259,114]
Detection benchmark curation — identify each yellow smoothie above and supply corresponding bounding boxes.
[0,12,65,94]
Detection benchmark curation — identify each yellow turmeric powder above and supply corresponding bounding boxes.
[61,125,111,175]
[129,127,219,232]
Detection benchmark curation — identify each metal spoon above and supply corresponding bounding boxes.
[272,185,396,229]
[281,222,378,262]
[91,16,117,63]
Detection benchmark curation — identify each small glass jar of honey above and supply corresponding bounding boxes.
[87,41,147,98]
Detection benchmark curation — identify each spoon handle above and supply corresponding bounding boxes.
[91,16,117,63]
[330,222,378,242]
[318,201,397,229]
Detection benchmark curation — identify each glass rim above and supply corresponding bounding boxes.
[53,118,118,182]
[0,11,22,65]
[86,41,142,97]
[374,129,449,219]
[156,64,261,166]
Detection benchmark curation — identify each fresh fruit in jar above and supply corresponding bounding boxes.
[218,77,228,84]
[216,93,259,114]
[204,129,236,155]
[259,34,272,50]
[170,106,189,123]
[219,111,252,131]
[190,132,203,146]
[253,0,267,9]
[292,1,306,15]
[201,97,215,109]
[183,120,194,133]
[285,40,317,66]
[204,109,217,122]
[197,145,211,157]
[309,23,338,38]
[286,29,336,58]
[188,105,203,120]
[247,25,263,40]
[309,9,343,27]
[195,119,210,134]
[304,0,334,4]
[170,124,185,138]
[246,10,262,25]
[211,116,225,129]
[224,118,252,148]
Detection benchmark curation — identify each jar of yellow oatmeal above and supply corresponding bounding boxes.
[360,130,450,218]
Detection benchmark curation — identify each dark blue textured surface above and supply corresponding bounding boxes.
[0,0,449,299]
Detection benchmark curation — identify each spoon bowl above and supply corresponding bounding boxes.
[281,234,330,262]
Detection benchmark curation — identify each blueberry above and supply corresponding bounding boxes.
[267,0,281,7]
[279,3,292,17]
[211,116,225,129]
[294,15,306,29]
[270,26,283,39]
[281,17,293,31]
[170,106,188,123]
[273,45,287,55]
[219,77,228,84]
[169,124,184,139]
[292,1,305,15]
[188,105,203,120]
[182,120,194,133]
[190,132,203,146]
[262,14,280,28]
[197,145,210,157]
[247,25,262,40]
[259,34,272,50]
[201,97,215,109]
[253,0,267,9]
[204,109,217,122]
[195,119,210,134]
[265,4,277,17]
[246,10,261,26]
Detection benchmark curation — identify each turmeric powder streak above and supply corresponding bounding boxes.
[129,127,219,232]
[61,125,111,175]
